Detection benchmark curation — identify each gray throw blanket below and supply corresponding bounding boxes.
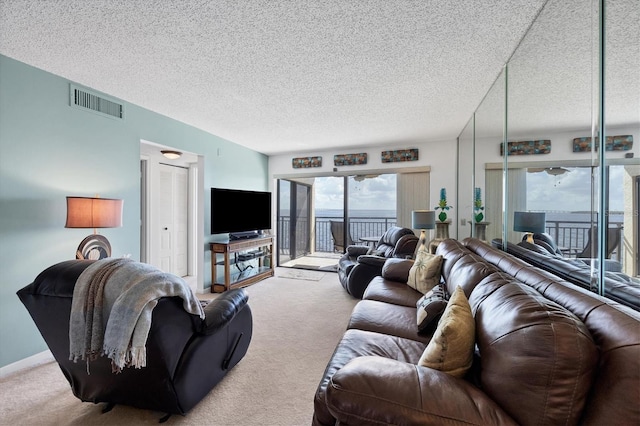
[69,258,204,372]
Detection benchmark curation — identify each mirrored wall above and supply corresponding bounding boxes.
[457,0,640,306]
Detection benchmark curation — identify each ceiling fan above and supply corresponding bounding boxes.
[353,174,380,182]
[527,167,570,176]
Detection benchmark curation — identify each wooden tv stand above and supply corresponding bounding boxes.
[209,235,274,293]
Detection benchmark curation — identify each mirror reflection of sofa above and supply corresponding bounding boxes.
[491,235,640,311]
[528,229,623,272]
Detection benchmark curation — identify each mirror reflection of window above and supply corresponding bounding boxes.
[525,165,635,280]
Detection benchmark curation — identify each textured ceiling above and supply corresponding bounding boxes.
[2,1,634,156]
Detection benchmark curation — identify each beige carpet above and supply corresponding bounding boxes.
[0,269,358,425]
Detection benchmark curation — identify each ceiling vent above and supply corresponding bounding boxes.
[69,84,124,120]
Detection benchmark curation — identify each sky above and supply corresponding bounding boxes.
[279,166,627,213]
[526,166,625,212]
[314,174,397,211]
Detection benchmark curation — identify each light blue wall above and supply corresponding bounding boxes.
[0,55,269,368]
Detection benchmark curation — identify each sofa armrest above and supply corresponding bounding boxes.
[200,289,249,335]
[346,245,370,257]
[326,356,516,425]
[381,258,414,283]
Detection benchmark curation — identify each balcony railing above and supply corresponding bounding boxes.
[279,216,396,254]
[277,216,624,260]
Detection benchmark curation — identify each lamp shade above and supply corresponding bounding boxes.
[412,210,436,230]
[66,197,123,228]
[513,211,546,233]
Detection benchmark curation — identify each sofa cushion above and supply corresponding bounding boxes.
[470,278,598,426]
[444,253,499,296]
[348,300,432,344]
[407,249,443,294]
[363,276,423,307]
[416,284,449,333]
[418,286,475,378]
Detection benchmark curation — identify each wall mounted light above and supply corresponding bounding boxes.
[66,196,123,259]
[161,150,182,159]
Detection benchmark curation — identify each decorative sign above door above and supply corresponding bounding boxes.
[381,148,419,163]
[572,135,633,152]
[500,140,551,156]
[334,153,367,166]
[292,156,322,168]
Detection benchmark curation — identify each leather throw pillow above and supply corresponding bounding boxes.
[418,285,475,378]
[407,249,443,294]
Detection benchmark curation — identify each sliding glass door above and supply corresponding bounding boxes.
[276,174,399,268]
[277,179,311,265]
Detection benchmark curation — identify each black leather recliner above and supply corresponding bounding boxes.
[337,226,418,299]
[17,260,252,417]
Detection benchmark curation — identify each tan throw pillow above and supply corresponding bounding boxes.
[418,285,475,378]
[407,249,443,294]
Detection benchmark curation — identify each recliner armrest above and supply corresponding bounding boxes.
[355,255,388,268]
[346,245,369,257]
[200,289,249,335]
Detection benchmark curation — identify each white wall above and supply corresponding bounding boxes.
[269,138,459,235]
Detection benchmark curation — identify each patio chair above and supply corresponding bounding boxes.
[330,221,355,253]
[576,226,623,259]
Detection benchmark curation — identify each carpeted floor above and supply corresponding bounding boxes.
[0,269,358,425]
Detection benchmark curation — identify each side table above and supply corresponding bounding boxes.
[428,220,451,253]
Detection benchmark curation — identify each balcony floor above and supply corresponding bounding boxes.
[280,252,341,272]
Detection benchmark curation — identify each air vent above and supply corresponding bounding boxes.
[69,84,124,120]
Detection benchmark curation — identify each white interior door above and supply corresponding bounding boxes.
[158,164,189,276]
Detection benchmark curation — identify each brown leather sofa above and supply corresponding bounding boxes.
[313,238,640,425]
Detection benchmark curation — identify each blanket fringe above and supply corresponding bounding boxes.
[104,346,147,373]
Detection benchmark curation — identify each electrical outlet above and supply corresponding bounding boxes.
[460,218,467,226]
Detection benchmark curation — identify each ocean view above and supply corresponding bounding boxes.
[315,209,396,218]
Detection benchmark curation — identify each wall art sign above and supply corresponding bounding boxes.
[292,156,322,168]
[500,140,551,156]
[381,148,419,163]
[334,153,368,166]
[572,135,633,152]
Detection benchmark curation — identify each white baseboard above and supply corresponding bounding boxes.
[0,350,54,379]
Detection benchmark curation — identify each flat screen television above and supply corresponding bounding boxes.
[211,188,272,238]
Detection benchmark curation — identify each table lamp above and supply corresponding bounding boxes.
[66,196,123,259]
[513,211,546,244]
[412,210,436,250]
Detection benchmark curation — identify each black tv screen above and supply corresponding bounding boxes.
[211,188,272,235]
